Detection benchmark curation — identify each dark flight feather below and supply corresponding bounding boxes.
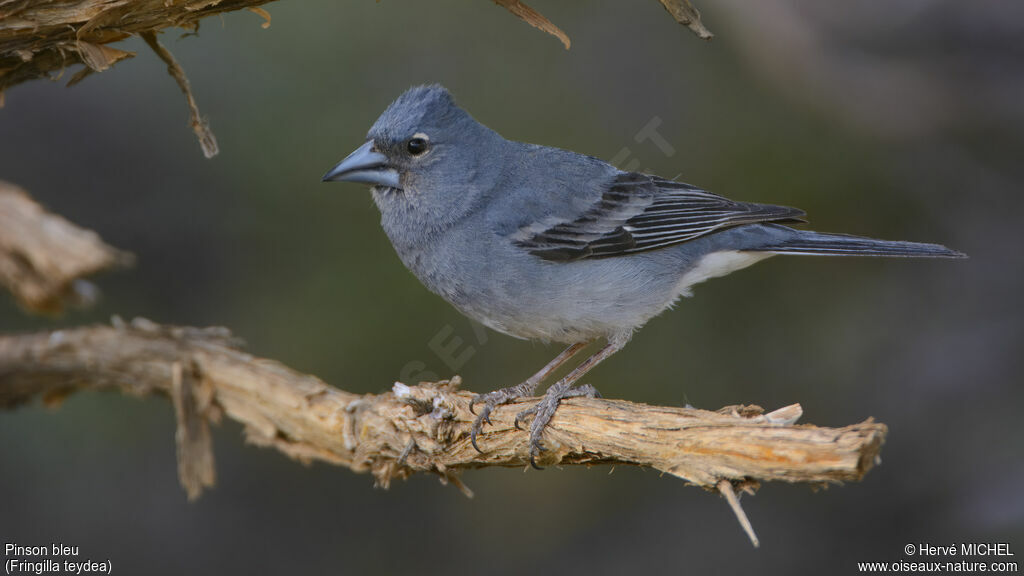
[515,172,806,262]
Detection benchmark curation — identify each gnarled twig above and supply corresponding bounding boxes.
[0,0,712,100]
[0,319,887,502]
[0,181,132,314]
[0,0,712,154]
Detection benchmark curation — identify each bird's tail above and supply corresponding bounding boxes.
[748,229,965,258]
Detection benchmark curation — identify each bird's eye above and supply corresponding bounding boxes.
[406,134,429,156]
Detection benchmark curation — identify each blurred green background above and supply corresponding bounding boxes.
[2,0,1021,573]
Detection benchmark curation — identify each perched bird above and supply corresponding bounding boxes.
[323,84,964,467]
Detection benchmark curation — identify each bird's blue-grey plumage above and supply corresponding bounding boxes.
[323,84,963,463]
[325,84,963,345]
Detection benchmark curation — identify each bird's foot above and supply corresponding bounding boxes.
[514,381,601,469]
[469,380,537,452]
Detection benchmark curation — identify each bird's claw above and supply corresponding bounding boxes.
[513,404,538,431]
[467,380,598,462]
[528,442,546,470]
[468,384,534,453]
[470,404,493,453]
[519,382,602,470]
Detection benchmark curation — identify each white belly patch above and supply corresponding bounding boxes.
[674,250,773,298]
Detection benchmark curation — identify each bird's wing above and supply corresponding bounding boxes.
[511,172,807,262]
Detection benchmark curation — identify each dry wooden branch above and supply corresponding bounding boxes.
[141,31,218,158]
[658,0,713,40]
[0,181,132,314]
[492,0,571,49]
[0,319,887,506]
[0,0,261,93]
[0,0,712,104]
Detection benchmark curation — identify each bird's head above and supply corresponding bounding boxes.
[323,85,504,242]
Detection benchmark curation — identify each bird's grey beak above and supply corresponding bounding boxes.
[321,140,401,188]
